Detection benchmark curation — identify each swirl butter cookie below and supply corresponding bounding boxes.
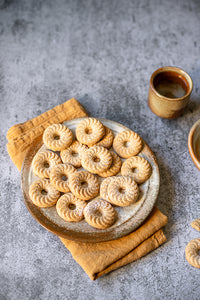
[29,179,60,208]
[98,152,121,177]
[108,176,139,206]
[43,123,73,151]
[185,238,200,269]
[84,199,116,229]
[50,163,77,193]
[75,118,105,146]
[60,141,88,168]
[191,219,200,231]
[100,177,114,201]
[96,126,114,149]
[81,145,112,174]
[56,193,87,222]
[121,156,152,184]
[68,170,99,200]
[32,150,62,178]
[113,130,142,158]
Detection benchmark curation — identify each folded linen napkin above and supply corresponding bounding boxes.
[60,207,167,280]
[7,97,168,280]
[7,98,87,171]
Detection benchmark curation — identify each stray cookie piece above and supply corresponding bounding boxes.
[32,150,62,178]
[43,123,73,151]
[191,219,200,231]
[113,130,142,158]
[56,193,87,222]
[185,238,200,269]
[29,179,60,208]
[108,176,139,206]
[84,199,116,229]
[50,163,77,193]
[96,126,114,149]
[81,146,112,174]
[76,118,105,146]
[121,156,152,184]
[68,170,99,200]
[98,151,121,177]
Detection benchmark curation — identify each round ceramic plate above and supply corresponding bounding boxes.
[21,118,160,242]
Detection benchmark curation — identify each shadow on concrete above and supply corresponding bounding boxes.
[182,96,200,120]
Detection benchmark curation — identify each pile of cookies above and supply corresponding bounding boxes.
[29,118,152,230]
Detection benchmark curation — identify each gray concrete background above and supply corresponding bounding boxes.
[0,0,200,299]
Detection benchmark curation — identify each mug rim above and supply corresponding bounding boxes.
[188,119,200,171]
[150,66,193,102]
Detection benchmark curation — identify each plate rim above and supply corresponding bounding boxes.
[21,117,160,242]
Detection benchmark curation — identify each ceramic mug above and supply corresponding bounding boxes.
[188,119,200,171]
[148,66,193,119]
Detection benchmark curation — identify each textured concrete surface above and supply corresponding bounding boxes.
[0,0,200,299]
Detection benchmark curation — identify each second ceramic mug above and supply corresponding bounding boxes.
[148,66,193,119]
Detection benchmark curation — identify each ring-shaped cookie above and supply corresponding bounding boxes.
[56,193,87,222]
[68,170,99,200]
[32,150,62,178]
[76,118,105,146]
[84,199,116,229]
[98,152,121,177]
[96,126,114,149]
[50,163,77,193]
[100,177,114,201]
[191,219,200,231]
[81,146,112,174]
[113,130,142,158]
[121,156,152,184]
[107,176,139,206]
[43,123,73,151]
[185,238,200,269]
[29,179,60,208]
[60,141,88,168]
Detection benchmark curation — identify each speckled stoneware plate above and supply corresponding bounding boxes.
[21,118,160,243]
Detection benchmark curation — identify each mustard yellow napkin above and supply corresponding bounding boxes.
[60,207,167,280]
[7,97,87,171]
[7,97,168,280]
